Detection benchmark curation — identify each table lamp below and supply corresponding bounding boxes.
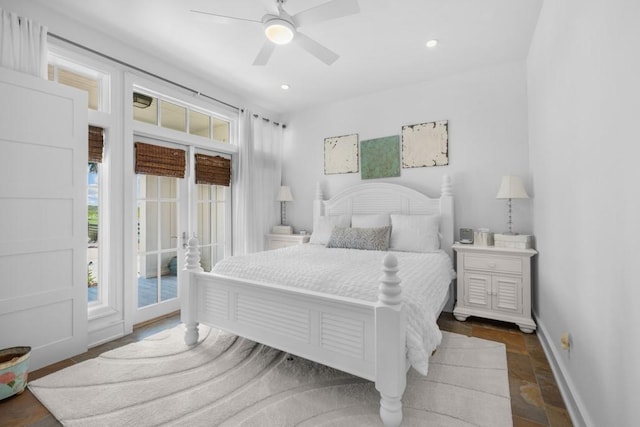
[272,185,293,234]
[496,175,529,234]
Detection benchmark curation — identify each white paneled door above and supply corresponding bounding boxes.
[0,68,88,371]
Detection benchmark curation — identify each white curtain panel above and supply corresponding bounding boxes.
[233,110,283,255]
[0,8,48,78]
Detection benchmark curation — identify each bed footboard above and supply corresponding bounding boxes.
[181,238,407,427]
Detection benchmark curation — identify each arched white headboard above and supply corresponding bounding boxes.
[313,176,454,256]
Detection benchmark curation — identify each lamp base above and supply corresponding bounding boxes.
[271,225,292,235]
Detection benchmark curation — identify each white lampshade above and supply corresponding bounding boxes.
[496,176,529,199]
[277,186,294,202]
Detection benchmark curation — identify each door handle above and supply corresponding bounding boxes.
[170,233,189,249]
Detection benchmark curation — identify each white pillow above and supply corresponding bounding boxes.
[389,214,441,252]
[351,214,390,228]
[310,215,351,245]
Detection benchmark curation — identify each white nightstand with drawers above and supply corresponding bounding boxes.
[265,233,310,250]
[452,243,537,333]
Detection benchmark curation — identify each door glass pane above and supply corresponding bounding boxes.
[161,251,178,301]
[137,173,179,308]
[143,201,158,250]
[196,183,226,270]
[138,254,158,308]
[200,246,212,272]
[216,202,225,243]
[214,245,224,265]
[159,176,177,198]
[160,201,177,250]
[216,185,226,201]
[161,100,186,132]
[198,201,212,245]
[189,110,210,138]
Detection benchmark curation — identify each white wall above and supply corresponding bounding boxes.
[527,1,640,426]
[283,61,532,239]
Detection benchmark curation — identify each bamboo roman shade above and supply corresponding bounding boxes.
[88,125,104,163]
[135,142,186,178]
[195,153,231,186]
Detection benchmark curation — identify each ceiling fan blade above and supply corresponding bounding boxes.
[295,33,339,65]
[292,0,359,28]
[190,9,261,25]
[253,41,276,66]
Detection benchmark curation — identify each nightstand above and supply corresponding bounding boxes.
[452,243,537,333]
[265,233,310,250]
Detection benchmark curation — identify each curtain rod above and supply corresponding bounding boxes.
[49,32,240,112]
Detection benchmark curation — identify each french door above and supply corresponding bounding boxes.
[133,137,230,324]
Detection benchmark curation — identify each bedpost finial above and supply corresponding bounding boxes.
[185,236,204,272]
[441,174,452,197]
[379,253,402,305]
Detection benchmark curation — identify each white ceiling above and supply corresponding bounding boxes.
[41,0,542,114]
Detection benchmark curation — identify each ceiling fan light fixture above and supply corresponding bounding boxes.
[264,18,295,45]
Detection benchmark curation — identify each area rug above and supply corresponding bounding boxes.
[29,325,511,426]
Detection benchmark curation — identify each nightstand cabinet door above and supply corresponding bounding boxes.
[465,273,491,308]
[493,275,522,314]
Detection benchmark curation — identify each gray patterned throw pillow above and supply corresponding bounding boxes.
[326,226,391,251]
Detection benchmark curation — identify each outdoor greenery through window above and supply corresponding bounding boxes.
[133,90,230,143]
[88,163,99,302]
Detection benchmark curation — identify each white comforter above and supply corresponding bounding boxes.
[211,244,456,376]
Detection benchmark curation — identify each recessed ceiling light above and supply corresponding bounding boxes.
[280,84,290,90]
[426,39,439,48]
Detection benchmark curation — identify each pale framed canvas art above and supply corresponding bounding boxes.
[401,120,449,168]
[324,134,359,174]
[360,135,401,180]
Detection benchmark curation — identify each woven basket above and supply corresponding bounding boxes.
[0,346,31,400]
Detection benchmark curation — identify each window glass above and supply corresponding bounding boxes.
[48,62,102,110]
[132,89,232,145]
[189,110,210,138]
[160,100,186,132]
[133,93,158,125]
[212,118,230,143]
[88,163,99,303]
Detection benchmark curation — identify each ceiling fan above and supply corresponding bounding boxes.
[190,0,359,66]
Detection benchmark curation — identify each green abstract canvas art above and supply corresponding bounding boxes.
[360,135,401,179]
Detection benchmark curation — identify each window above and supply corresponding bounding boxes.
[49,51,112,311]
[48,56,109,112]
[133,89,230,143]
[87,126,104,304]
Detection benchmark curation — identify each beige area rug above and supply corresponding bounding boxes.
[29,325,511,426]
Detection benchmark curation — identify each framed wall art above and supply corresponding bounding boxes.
[324,133,359,174]
[401,120,449,168]
[360,135,400,180]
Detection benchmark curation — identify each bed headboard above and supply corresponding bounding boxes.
[313,175,454,256]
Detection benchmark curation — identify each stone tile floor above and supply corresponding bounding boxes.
[437,313,573,427]
[0,313,572,426]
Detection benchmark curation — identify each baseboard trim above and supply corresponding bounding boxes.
[88,321,126,349]
[533,312,591,427]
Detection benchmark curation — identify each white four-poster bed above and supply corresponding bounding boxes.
[181,176,455,427]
